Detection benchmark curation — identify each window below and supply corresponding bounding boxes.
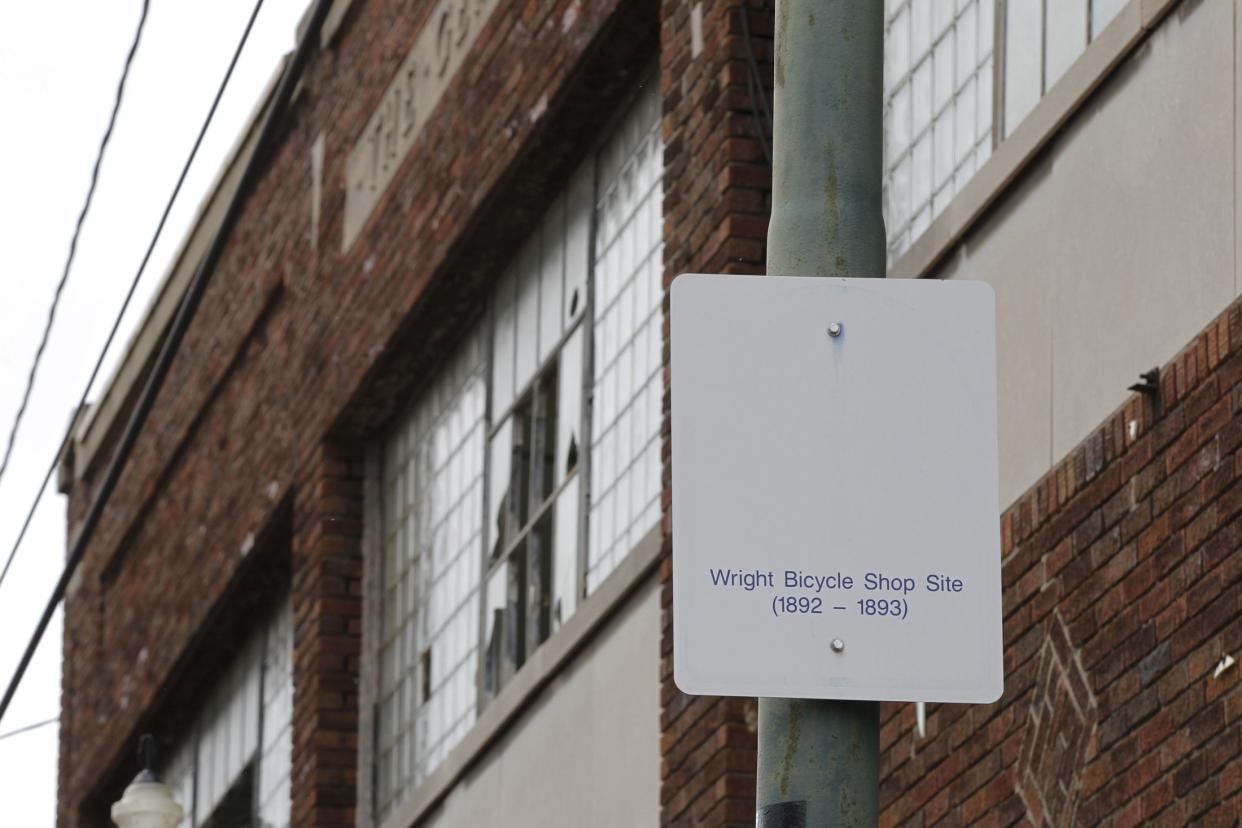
[482,185,590,697]
[372,79,663,820]
[884,0,995,261]
[375,331,486,812]
[1090,0,1127,39]
[587,85,663,593]
[1001,1,1124,137]
[884,0,1130,262]
[161,595,293,828]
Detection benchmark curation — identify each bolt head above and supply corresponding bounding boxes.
[831,638,845,653]
[827,322,843,337]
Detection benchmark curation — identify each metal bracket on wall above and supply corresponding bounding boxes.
[1128,368,1160,397]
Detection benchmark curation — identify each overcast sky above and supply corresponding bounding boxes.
[0,1,311,821]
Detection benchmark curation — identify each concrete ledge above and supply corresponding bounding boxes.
[891,0,1181,280]
[378,526,663,828]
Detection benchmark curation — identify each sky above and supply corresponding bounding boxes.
[0,0,312,822]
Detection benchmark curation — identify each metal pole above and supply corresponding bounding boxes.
[758,0,884,825]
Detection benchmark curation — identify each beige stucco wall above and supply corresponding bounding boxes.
[934,0,1235,508]
[419,576,661,828]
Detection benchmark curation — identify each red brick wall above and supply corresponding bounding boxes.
[658,293,1242,823]
[57,0,658,823]
[873,307,1242,826]
[659,1,772,826]
[290,440,365,827]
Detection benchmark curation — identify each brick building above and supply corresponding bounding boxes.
[55,0,1239,825]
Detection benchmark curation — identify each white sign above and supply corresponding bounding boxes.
[671,275,1003,703]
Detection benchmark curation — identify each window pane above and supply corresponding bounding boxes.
[491,268,516,417]
[887,83,912,165]
[933,106,955,190]
[955,148,976,191]
[164,745,195,828]
[933,181,953,217]
[1091,0,1126,39]
[488,418,512,560]
[556,326,584,485]
[525,512,553,653]
[955,3,977,87]
[1003,0,1043,136]
[911,130,932,212]
[977,55,993,142]
[1045,0,1087,89]
[539,194,566,363]
[885,153,912,241]
[933,28,954,114]
[158,600,293,828]
[911,0,932,61]
[956,76,976,166]
[590,80,664,592]
[911,203,931,239]
[552,476,581,631]
[978,0,994,57]
[976,128,993,165]
[378,333,485,813]
[515,239,540,394]
[912,57,933,137]
[482,566,506,698]
[529,371,557,509]
[564,161,592,328]
[886,6,910,93]
[257,597,294,828]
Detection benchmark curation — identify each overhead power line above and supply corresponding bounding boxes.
[0,0,337,729]
[0,1,151,493]
[0,0,268,596]
[0,716,58,743]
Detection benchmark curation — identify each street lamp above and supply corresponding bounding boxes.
[110,735,184,828]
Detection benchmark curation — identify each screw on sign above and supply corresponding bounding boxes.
[671,274,1003,702]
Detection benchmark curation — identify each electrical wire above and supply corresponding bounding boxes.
[0,0,337,730]
[739,6,774,168]
[0,1,151,494]
[0,716,58,742]
[0,0,268,596]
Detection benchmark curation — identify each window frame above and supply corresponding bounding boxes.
[362,75,663,826]
[157,593,294,828]
[883,0,1000,261]
[997,0,1108,139]
[479,290,592,702]
[885,0,1129,265]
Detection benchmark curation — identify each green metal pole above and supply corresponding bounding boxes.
[758,0,884,825]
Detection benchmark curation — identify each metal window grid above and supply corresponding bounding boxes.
[997,0,1126,138]
[375,334,486,817]
[884,0,995,264]
[587,86,664,593]
[371,79,664,817]
[882,0,1129,265]
[158,595,294,828]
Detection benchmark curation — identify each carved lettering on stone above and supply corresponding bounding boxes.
[343,0,501,248]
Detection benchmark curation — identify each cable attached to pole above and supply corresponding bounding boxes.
[0,0,268,598]
[0,0,336,729]
[739,6,773,168]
